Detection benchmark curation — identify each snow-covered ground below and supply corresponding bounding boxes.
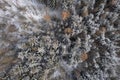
[0,0,120,80]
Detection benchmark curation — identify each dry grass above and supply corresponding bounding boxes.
[0,64,8,72]
[0,48,9,56]
[0,56,14,65]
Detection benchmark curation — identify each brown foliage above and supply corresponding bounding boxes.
[64,28,73,34]
[7,24,18,32]
[43,14,51,22]
[80,52,88,61]
[62,10,70,20]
